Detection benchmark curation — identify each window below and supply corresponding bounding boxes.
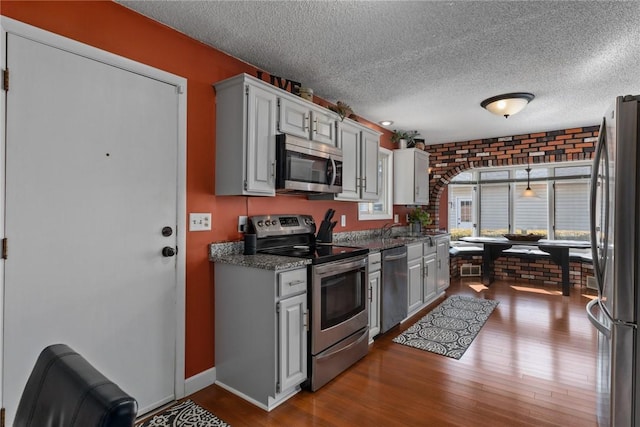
[447,161,591,241]
[359,147,393,220]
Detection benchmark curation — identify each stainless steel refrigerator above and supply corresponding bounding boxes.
[587,94,640,427]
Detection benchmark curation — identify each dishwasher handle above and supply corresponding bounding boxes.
[383,251,407,261]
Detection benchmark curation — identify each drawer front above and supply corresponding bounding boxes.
[423,240,436,255]
[278,268,307,297]
[368,252,382,272]
[407,243,422,261]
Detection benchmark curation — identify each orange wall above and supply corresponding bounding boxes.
[1,1,401,379]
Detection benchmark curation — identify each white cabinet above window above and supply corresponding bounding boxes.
[335,121,380,201]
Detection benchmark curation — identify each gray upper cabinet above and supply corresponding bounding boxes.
[215,74,278,196]
[335,121,380,201]
[278,96,338,146]
[393,148,429,205]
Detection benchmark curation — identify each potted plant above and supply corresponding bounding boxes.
[391,130,420,149]
[408,206,432,234]
[328,101,353,121]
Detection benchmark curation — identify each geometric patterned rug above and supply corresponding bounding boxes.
[393,295,499,359]
[136,399,230,427]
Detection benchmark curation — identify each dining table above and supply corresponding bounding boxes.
[460,237,592,296]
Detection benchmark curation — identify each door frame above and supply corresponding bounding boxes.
[0,17,187,404]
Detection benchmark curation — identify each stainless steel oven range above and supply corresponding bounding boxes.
[248,214,370,391]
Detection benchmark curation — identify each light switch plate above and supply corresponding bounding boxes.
[394,214,399,223]
[189,213,211,231]
[341,214,346,227]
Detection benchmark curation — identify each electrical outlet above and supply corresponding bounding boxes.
[341,215,346,227]
[394,214,399,223]
[238,216,248,232]
[189,213,211,231]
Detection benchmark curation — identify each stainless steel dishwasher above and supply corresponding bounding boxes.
[380,245,408,333]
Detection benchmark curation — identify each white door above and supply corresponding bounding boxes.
[456,197,473,228]
[2,33,181,423]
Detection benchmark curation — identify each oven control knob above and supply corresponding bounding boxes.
[257,220,264,227]
[264,220,271,226]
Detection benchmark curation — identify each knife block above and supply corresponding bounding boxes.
[316,220,333,243]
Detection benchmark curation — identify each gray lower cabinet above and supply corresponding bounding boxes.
[215,263,307,411]
[436,235,451,293]
[367,252,381,342]
[405,235,450,320]
[407,243,423,315]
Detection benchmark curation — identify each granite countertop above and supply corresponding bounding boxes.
[211,252,310,270]
[209,230,450,269]
[340,232,450,252]
[209,241,310,270]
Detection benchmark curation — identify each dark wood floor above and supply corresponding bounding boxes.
[190,278,599,426]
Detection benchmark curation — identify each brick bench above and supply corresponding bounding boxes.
[449,242,594,291]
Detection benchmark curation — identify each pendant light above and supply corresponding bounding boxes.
[481,92,535,118]
[521,157,539,199]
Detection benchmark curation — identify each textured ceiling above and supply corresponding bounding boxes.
[117,0,640,144]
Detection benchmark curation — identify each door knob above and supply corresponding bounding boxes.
[162,246,176,257]
[162,226,173,237]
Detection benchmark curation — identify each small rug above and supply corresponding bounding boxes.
[136,399,230,427]
[393,295,499,359]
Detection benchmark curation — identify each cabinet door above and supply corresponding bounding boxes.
[436,238,450,292]
[278,98,310,139]
[311,109,337,145]
[414,150,429,204]
[336,122,361,200]
[278,293,308,393]
[407,258,423,314]
[246,84,277,195]
[368,270,381,341]
[423,253,437,302]
[360,130,380,201]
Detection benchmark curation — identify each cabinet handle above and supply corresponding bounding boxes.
[425,265,428,276]
[438,260,441,269]
[304,114,310,132]
[271,162,275,178]
[287,279,305,286]
[313,117,318,134]
[303,309,309,332]
[368,285,372,302]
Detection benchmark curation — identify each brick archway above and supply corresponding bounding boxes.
[423,127,599,231]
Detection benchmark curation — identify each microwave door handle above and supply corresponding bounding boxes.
[329,157,337,186]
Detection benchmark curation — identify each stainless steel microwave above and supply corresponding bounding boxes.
[276,134,343,194]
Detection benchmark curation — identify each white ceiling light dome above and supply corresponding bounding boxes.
[481,92,535,118]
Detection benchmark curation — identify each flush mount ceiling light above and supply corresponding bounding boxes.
[379,120,394,126]
[481,92,535,118]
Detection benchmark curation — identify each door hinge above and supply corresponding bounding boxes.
[276,381,281,393]
[2,68,8,92]
[245,85,250,96]
[276,302,280,314]
[1,238,7,259]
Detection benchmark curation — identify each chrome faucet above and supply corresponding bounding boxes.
[380,222,401,239]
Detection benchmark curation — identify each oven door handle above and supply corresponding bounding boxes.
[314,257,367,277]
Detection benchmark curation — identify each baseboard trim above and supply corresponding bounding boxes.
[184,366,216,396]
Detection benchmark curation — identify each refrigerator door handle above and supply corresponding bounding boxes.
[586,298,611,338]
[589,117,609,290]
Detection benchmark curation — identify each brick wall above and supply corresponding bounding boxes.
[425,126,600,230]
[450,254,595,291]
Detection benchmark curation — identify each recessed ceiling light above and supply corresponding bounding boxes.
[379,120,393,126]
